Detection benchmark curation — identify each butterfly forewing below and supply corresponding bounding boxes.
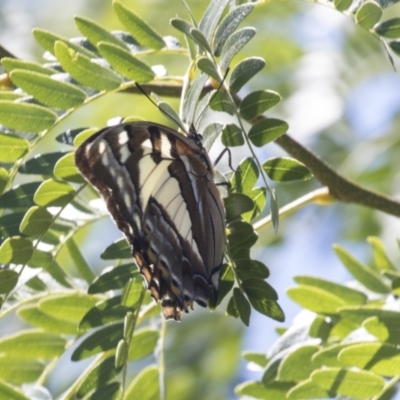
[75,122,226,320]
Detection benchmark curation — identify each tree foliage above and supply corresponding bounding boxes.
[0,0,400,399]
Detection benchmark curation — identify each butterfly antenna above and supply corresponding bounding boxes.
[135,82,187,133]
[194,67,230,128]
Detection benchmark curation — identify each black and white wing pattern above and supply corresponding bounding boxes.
[75,122,226,320]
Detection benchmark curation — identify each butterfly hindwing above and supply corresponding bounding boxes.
[75,122,226,320]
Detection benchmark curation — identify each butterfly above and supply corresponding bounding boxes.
[75,121,226,320]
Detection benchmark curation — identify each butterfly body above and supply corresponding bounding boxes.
[75,122,225,320]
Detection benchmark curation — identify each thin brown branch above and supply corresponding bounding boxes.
[275,133,400,217]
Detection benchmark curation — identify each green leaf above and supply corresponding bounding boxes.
[1,57,58,76]
[0,92,23,101]
[294,276,367,306]
[98,42,155,82]
[340,307,400,344]
[125,365,159,400]
[242,351,268,367]
[287,379,331,399]
[0,355,44,384]
[226,296,239,318]
[19,151,66,175]
[333,244,391,293]
[235,259,270,281]
[242,187,267,222]
[270,188,279,232]
[10,70,87,109]
[339,342,400,376]
[115,339,129,369]
[33,28,97,58]
[79,295,132,330]
[196,57,220,82]
[0,101,57,132]
[227,221,258,248]
[221,123,244,147]
[0,182,41,209]
[248,119,288,147]
[34,179,75,207]
[356,1,383,29]
[75,16,128,49]
[367,236,396,271]
[17,305,78,334]
[240,90,281,121]
[309,315,332,341]
[76,356,119,398]
[0,132,30,163]
[220,28,256,71]
[0,269,19,294]
[312,343,350,368]
[72,322,123,361]
[0,379,30,399]
[182,73,208,125]
[39,293,99,324]
[210,91,235,115]
[214,264,235,307]
[249,298,285,322]
[242,278,278,301]
[0,329,65,359]
[27,249,52,269]
[190,28,213,53]
[231,157,258,194]
[233,288,251,326]
[311,368,384,398]
[88,263,138,294]
[202,122,223,152]
[213,4,254,56]
[198,0,231,43]
[334,0,353,11]
[224,193,254,222]
[66,238,95,283]
[84,382,121,400]
[235,381,292,400]
[0,237,33,264]
[101,238,132,260]
[262,157,312,182]
[389,40,400,56]
[229,57,266,93]
[53,152,85,183]
[54,41,123,91]
[287,285,347,314]
[113,2,165,49]
[170,18,195,39]
[121,277,144,307]
[19,206,53,236]
[128,327,159,361]
[375,18,400,38]
[0,212,26,239]
[0,168,8,194]
[278,345,320,382]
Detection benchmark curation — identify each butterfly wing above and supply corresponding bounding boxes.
[75,122,225,320]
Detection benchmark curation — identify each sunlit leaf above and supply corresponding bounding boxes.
[262,157,312,182]
[229,57,266,92]
[98,43,155,82]
[10,70,87,109]
[0,132,30,163]
[125,365,159,400]
[113,2,165,49]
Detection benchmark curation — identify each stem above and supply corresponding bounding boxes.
[157,318,167,400]
[253,187,334,232]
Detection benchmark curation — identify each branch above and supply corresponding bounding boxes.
[275,132,400,217]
